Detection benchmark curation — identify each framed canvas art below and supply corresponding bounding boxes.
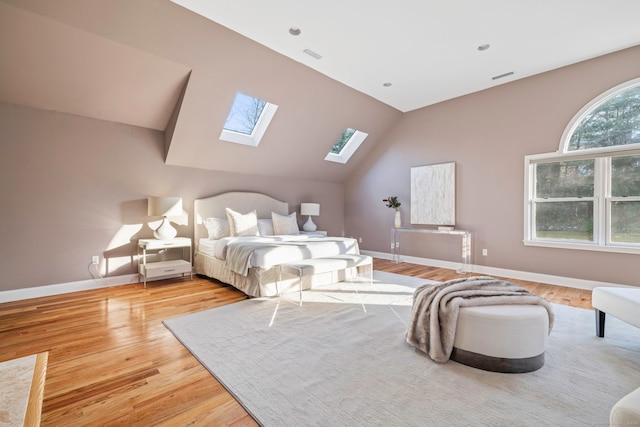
[410,162,456,225]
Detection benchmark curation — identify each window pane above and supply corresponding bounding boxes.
[611,155,640,197]
[611,201,640,243]
[568,85,640,151]
[223,93,267,135]
[535,160,594,198]
[535,201,593,241]
[331,128,356,154]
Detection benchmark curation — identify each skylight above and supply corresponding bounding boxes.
[220,92,278,147]
[325,128,368,164]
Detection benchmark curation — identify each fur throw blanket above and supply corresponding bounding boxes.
[405,276,554,363]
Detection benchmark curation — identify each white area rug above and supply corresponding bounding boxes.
[163,271,640,426]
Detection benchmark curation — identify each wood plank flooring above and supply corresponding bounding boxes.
[0,260,594,425]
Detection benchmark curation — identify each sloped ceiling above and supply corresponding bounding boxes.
[1,0,638,183]
[171,0,640,113]
[0,2,190,131]
[0,0,401,182]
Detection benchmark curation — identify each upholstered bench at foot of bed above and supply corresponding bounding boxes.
[279,255,373,305]
[592,287,640,337]
[450,304,549,373]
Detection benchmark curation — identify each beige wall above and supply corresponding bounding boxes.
[345,45,640,287]
[0,0,402,183]
[1,1,638,293]
[0,103,343,292]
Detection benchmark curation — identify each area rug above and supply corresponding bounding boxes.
[163,271,640,426]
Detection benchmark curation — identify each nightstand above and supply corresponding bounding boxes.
[138,237,193,288]
[300,230,328,237]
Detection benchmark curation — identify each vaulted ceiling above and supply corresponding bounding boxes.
[171,0,640,113]
[1,0,639,182]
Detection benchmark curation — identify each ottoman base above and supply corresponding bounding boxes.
[450,347,545,373]
[452,304,550,373]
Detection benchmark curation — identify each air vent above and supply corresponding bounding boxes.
[303,49,322,60]
[492,71,514,80]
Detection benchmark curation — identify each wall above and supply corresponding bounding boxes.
[346,46,640,287]
[0,102,343,292]
[0,0,402,184]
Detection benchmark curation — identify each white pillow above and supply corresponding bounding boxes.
[226,208,259,237]
[204,217,230,240]
[272,212,300,235]
[257,219,275,236]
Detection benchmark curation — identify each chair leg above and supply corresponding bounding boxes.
[298,270,303,306]
[595,309,606,337]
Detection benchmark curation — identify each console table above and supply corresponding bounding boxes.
[391,227,472,272]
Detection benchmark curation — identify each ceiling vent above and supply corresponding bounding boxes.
[492,71,514,80]
[303,49,322,60]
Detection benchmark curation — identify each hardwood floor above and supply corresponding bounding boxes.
[373,259,594,309]
[0,260,594,425]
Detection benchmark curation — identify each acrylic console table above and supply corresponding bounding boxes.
[391,227,472,273]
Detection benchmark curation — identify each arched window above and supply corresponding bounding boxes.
[524,78,640,254]
[562,79,640,153]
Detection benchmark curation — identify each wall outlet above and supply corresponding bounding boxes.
[359,237,363,243]
[482,249,488,257]
[92,255,100,265]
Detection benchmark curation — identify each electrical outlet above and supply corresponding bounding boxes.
[92,255,99,265]
[482,249,488,257]
[359,237,363,243]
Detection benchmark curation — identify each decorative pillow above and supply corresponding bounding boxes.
[257,219,275,236]
[204,217,230,240]
[226,208,259,237]
[272,212,300,235]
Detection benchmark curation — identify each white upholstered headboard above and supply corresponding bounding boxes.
[194,192,289,250]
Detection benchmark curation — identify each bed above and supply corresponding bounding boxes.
[194,192,361,297]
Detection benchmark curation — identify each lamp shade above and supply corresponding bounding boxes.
[300,203,320,216]
[148,197,182,217]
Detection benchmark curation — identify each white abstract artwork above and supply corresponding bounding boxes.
[411,162,455,225]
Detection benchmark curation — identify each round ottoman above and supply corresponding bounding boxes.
[451,305,550,373]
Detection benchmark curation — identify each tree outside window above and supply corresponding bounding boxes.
[526,78,640,252]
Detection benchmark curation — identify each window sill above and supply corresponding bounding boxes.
[523,239,640,255]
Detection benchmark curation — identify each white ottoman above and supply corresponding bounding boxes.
[451,305,550,373]
[611,387,640,426]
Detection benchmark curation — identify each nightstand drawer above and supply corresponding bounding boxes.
[300,230,328,237]
[139,259,192,278]
[138,237,191,251]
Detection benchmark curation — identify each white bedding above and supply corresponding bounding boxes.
[198,235,359,275]
[194,192,363,298]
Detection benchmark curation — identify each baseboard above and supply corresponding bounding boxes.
[1,252,627,304]
[361,250,629,290]
[0,274,139,304]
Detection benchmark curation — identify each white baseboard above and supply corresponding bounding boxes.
[0,274,139,304]
[1,252,628,304]
[361,250,628,290]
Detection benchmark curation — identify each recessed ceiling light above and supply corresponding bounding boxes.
[289,27,301,36]
[383,82,392,87]
[477,44,490,51]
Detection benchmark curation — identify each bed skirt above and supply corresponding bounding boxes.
[194,252,358,297]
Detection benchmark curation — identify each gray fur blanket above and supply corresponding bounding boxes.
[405,276,554,363]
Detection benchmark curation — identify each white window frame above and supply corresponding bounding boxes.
[325,129,368,164]
[524,77,640,255]
[220,98,278,147]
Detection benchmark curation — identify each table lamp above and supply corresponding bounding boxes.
[300,203,320,232]
[148,196,182,240]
